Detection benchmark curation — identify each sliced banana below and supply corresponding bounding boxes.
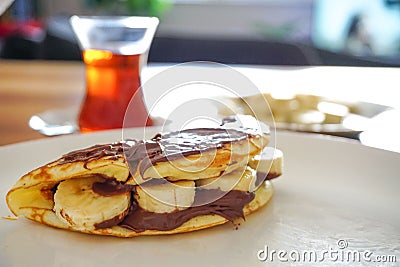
[135,180,195,213]
[197,166,257,192]
[53,176,130,231]
[248,147,283,175]
[199,148,283,193]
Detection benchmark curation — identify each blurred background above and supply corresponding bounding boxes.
[1,0,400,66]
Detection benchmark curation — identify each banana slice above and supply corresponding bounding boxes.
[53,176,130,231]
[197,167,257,192]
[135,180,195,213]
[248,147,283,175]
[198,148,283,193]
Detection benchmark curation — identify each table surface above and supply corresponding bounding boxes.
[1,60,399,147]
[0,60,85,145]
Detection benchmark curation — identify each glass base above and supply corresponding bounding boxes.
[29,107,80,136]
[29,107,168,137]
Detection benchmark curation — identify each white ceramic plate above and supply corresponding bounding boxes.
[1,129,399,266]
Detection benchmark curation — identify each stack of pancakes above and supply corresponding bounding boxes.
[6,120,283,237]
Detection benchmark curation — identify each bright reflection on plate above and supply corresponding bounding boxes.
[317,101,349,117]
[360,109,400,153]
[342,114,371,131]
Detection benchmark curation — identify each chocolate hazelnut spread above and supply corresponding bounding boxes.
[58,142,131,168]
[137,128,258,176]
[92,178,134,196]
[94,212,127,229]
[117,189,254,232]
[91,171,277,232]
[58,127,263,174]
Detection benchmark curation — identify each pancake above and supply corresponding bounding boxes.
[6,122,282,237]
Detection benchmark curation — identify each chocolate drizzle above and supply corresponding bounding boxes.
[58,142,132,168]
[57,127,260,175]
[137,128,256,176]
[117,189,255,232]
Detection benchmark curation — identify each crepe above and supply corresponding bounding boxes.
[6,121,283,237]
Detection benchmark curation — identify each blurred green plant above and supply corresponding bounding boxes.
[86,0,171,17]
[254,21,296,40]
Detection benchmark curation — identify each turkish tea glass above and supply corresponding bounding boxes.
[70,16,159,132]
